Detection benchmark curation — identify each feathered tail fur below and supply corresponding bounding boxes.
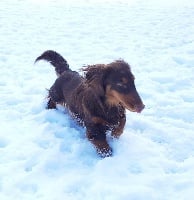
[35,50,69,76]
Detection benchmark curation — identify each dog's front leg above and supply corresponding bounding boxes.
[86,120,112,158]
[111,115,126,138]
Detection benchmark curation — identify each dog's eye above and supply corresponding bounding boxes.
[116,82,127,88]
[116,77,128,87]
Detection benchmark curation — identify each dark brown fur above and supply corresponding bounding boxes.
[35,50,145,157]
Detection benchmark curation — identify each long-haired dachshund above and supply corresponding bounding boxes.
[35,50,145,158]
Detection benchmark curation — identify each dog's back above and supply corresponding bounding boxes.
[50,70,82,103]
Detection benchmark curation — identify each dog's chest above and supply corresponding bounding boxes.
[103,106,123,125]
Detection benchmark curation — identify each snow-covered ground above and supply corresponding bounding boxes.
[1,0,194,199]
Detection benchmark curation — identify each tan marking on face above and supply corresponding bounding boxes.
[105,85,121,106]
[106,85,144,112]
[109,90,136,112]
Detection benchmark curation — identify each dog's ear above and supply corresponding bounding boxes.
[82,64,107,96]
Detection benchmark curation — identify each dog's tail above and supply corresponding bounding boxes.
[35,50,69,76]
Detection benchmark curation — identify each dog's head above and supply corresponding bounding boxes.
[83,60,145,113]
[104,60,144,113]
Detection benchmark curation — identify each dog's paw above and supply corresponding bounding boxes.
[97,147,113,158]
[88,137,113,158]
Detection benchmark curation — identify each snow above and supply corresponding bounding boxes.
[0,0,194,199]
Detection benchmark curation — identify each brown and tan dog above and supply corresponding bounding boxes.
[35,50,145,157]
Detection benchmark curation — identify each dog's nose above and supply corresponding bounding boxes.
[135,104,145,113]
